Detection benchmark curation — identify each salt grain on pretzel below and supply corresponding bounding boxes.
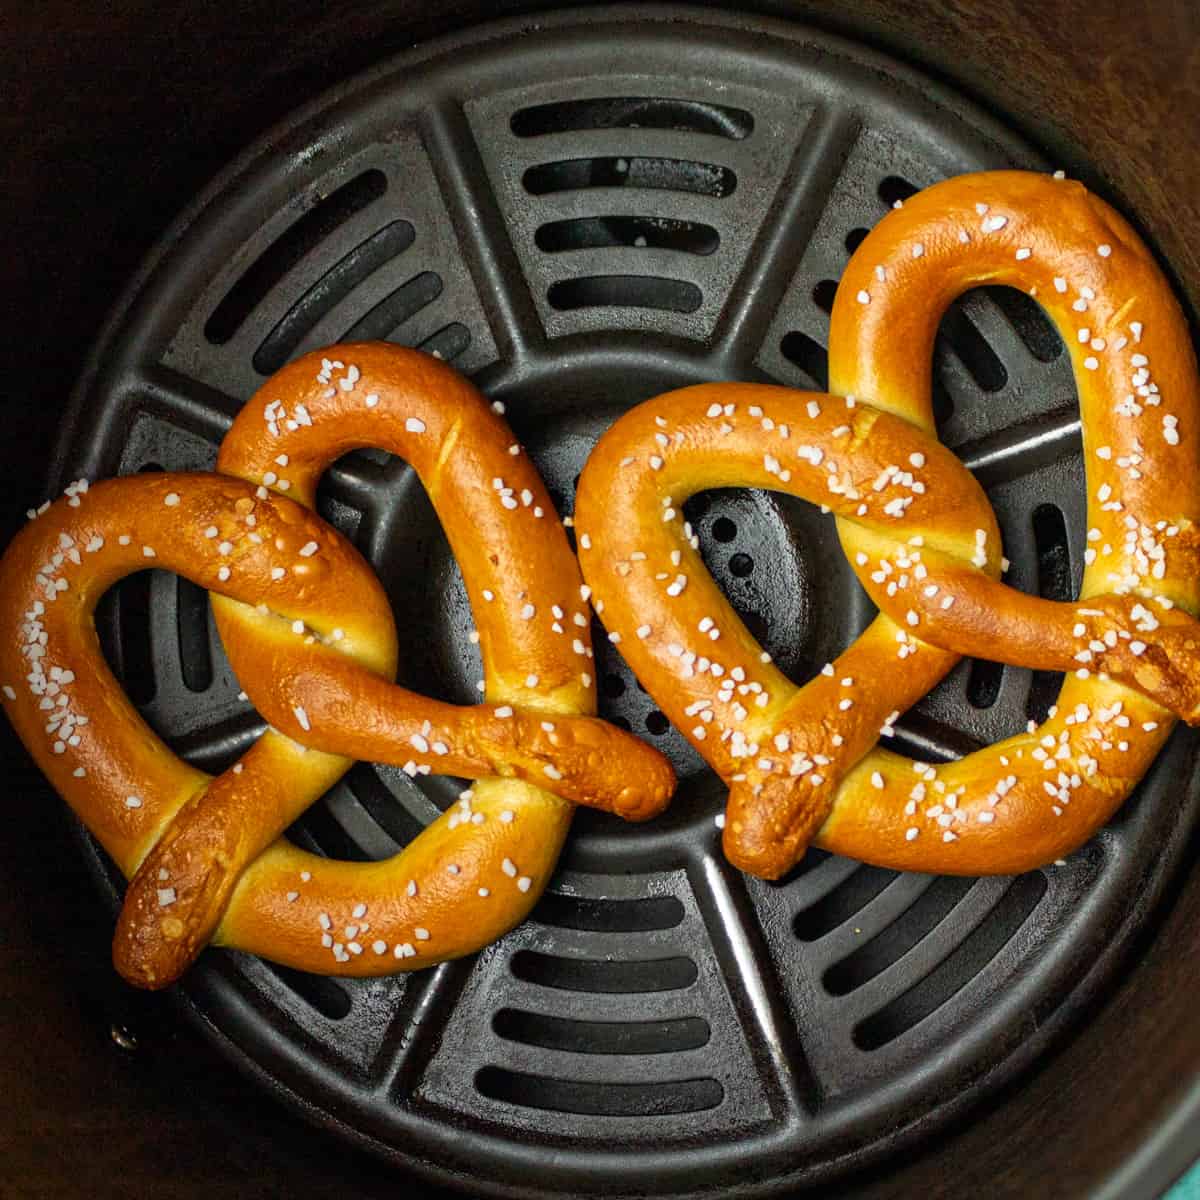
[0,345,673,987]
[576,169,1200,879]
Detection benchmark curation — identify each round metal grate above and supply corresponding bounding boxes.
[54,7,1200,1198]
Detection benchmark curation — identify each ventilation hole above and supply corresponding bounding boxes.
[175,577,213,694]
[761,846,832,889]
[932,377,955,428]
[645,710,671,736]
[204,169,387,344]
[531,893,685,932]
[536,216,719,256]
[937,305,1007,392]
[988,286,1064,362]
[602,673,627,699]
[287,797,374,863]
[728,552,754,578]
[796,848,831,876]
[252,220,415,374]
[878,175,919,208]
[853,871,1048,1050]
[111,572,156,706]
[510,952,698,993]
[511,96,753,140]
[793,865,899,941]
[1033,503,1073,598]
[264,963,352,1020]
[417,322,472,363]
[170,713,262,776]
[547,276,702,314]
[341,271,443,342]
[346,762,426,846]
[812,278,838,315]
[738,609,769,643]
[103,462,166,705]
[779,330,829,389]
[523,157,737,199]
[475,1066,723,1117]
[1028,502,1072,721]
[845,227,870,253]
[892,711,985,763]
[711,516,737,543]
[493,1009,711,1055]
[966,657,1004,709]
[823,877,976,995]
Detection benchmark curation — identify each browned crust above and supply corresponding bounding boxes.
[575,170,1200,879]
[0,346,675,986]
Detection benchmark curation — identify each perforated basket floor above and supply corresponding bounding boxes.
[54,7,1200,1199]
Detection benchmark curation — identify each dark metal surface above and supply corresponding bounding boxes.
[6,5,1200,1200]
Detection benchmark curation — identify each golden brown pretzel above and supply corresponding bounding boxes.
[0,345,674,987]
[575,169,1200,880]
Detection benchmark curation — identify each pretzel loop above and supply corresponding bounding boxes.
[575,170,1200,880]
[0,346,673,988]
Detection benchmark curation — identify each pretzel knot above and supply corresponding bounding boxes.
[576,169,1200,880]
[0,346,674,988]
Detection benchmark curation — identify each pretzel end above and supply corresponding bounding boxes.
[496,711,677,821]
[112,872,208,990]
[722,775,832,881]
[111,789,250,989]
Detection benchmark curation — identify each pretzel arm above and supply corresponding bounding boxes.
[222,654,671,819]
[847,531,1200,722]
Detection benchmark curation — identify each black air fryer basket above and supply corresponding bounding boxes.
[4,5,1200,1199]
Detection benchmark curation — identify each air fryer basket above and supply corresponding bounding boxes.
[5,5,1200,1200]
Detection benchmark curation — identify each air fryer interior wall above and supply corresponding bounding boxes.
[2,4,1198,1200]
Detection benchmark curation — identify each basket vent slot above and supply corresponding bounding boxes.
[524,157,736,198]
[536,215,719,255]
[1027,502,1071,721]
[475,1066,723,1116]
[877,175,918,208]
[530,893,685,932]
[853,871,1048,1049]
[547,276,701,313]
[341,271,443,342]
[253,220,415,374]
[492,1009,711,1055]
[793,865,898,941]
[779,330,829,389]
[264,963,352,1021]
[823,876,975,995]
[176,577,213,693]
[204,169,387,345]
[512,96,753,140]
[989,286,1065,362]
[509,952,698,994]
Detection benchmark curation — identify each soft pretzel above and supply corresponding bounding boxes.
[575,169,1200,879]
[0,345,674,987]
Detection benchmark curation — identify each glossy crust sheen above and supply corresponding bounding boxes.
[575,170,1200,879]
[0,346,674,987]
